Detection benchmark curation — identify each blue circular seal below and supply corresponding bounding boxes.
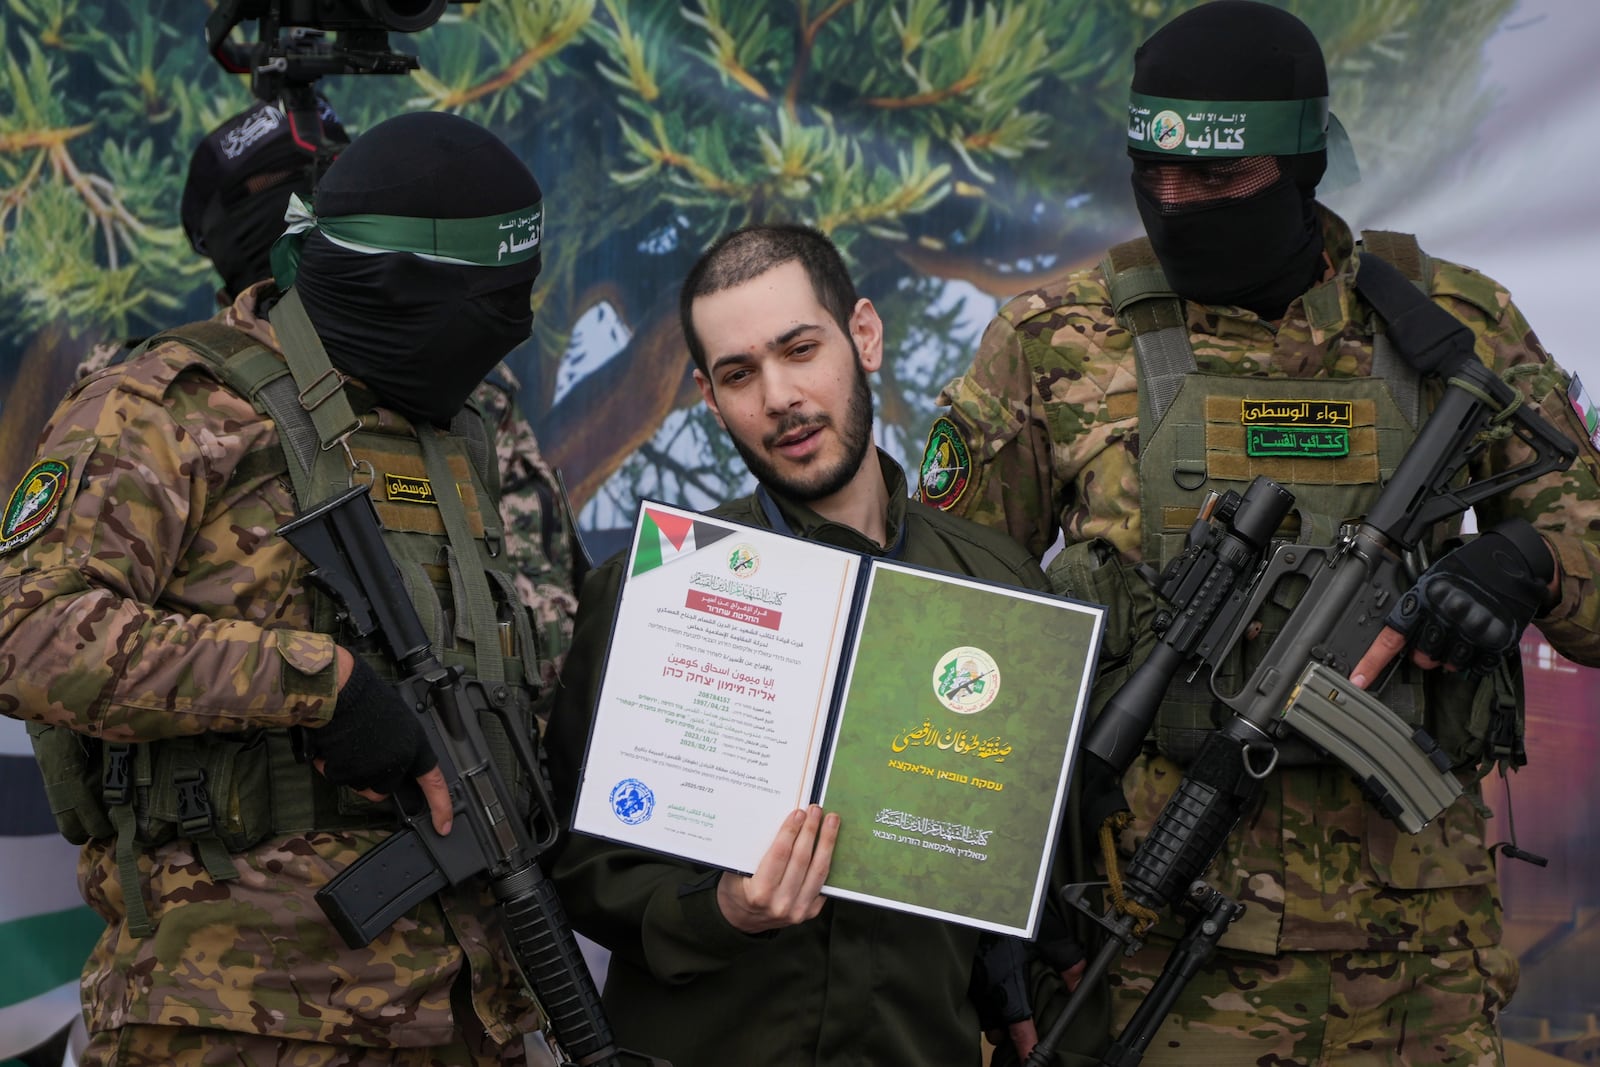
[610,778,655,825]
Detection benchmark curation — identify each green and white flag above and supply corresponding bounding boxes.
[0,718,98,1062]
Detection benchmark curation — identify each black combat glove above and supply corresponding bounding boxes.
[1386,518,1555,674]
[309,653,437,794]
[970,934,1033,1033]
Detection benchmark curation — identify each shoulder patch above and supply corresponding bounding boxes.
[919,416,972,510]
[1,459,70,554]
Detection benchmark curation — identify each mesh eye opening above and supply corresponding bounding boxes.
[1133,156,1284,214]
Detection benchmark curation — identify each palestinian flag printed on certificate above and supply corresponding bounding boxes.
[630,505,737,577]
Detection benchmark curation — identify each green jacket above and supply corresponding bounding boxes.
[545,451,1049,1067]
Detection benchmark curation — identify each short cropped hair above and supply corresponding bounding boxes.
[679,223,858,375]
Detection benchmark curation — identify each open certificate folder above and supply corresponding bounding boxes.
[570,500,1105,937]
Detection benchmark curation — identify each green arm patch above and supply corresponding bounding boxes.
[919,416,973,510]
[1,458,71,555]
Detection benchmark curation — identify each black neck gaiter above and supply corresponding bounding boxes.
[291,233,534,427]
[1133,172,1325,322]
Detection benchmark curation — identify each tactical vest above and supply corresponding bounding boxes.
[1047,232,1523,776]
[28,290,548,936]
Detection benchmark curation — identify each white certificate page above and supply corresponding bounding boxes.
[572,501,861,874]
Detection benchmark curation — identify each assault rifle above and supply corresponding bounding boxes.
[280,485,665,1067]
[1024,262,1578,1066]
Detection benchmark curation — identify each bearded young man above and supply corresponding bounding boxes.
[542,223,1053,1067]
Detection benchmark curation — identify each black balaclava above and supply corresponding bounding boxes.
[1129,0,1329,320]
[180,98,349,302]
[284,111,543,427]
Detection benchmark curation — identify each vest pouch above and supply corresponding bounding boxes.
[1422,653,1523,773]
[25,721,113,844]
[209,732,274,851]
[1366,789,1495,891]
[1044,538,1158,722]
[139,733,277,853]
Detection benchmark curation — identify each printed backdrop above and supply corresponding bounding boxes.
[1,1,1597,1063]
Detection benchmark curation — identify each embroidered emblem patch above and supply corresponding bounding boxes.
[1569,375,1600,452]
[1245,427,1349,457]
[919,416,972,510]
[385,473,436,503]
[1241,398,1352,458]
[1239,399,1352,427]
[1,459,70,554]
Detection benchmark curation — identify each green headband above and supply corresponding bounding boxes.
[270,192,543,287]
[1127,93,1328,157]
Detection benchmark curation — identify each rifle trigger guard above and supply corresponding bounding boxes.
[1241,741,1278,780]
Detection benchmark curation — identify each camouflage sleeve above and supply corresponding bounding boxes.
[545,560,764,978]
[0,364,338,742]
[1447,282,1600,666]
[930,311,1061,559]
[474,365,579,691]
[929,276,1143,563]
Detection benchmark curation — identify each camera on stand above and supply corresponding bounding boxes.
[203,0,478,159]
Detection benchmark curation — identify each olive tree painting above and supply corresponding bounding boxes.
[0,0,1512,530]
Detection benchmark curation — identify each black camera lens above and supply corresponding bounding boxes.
[358,0,448,32]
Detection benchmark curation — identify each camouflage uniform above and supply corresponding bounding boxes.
[0,282,578,1062]
[74,318,576,694]
[471,363,579,697]
[930,208,1600,1064]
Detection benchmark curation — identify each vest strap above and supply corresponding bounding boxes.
[419,429,505,688]
[110,803,154,938]
[103,742,154,937]
[271,288,362,458]
[1102,241,1196,432]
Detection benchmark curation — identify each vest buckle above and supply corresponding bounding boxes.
[103,743,132,806]
[175,768,215,836]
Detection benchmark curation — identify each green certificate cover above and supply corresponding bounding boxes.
[817,562,1101,937]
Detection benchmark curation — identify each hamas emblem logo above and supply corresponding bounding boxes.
[1,459,70,555]
[919,416,972,510]
[933,646,1000,714]
[1151,110,1185,151]
[727,543,760,579]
